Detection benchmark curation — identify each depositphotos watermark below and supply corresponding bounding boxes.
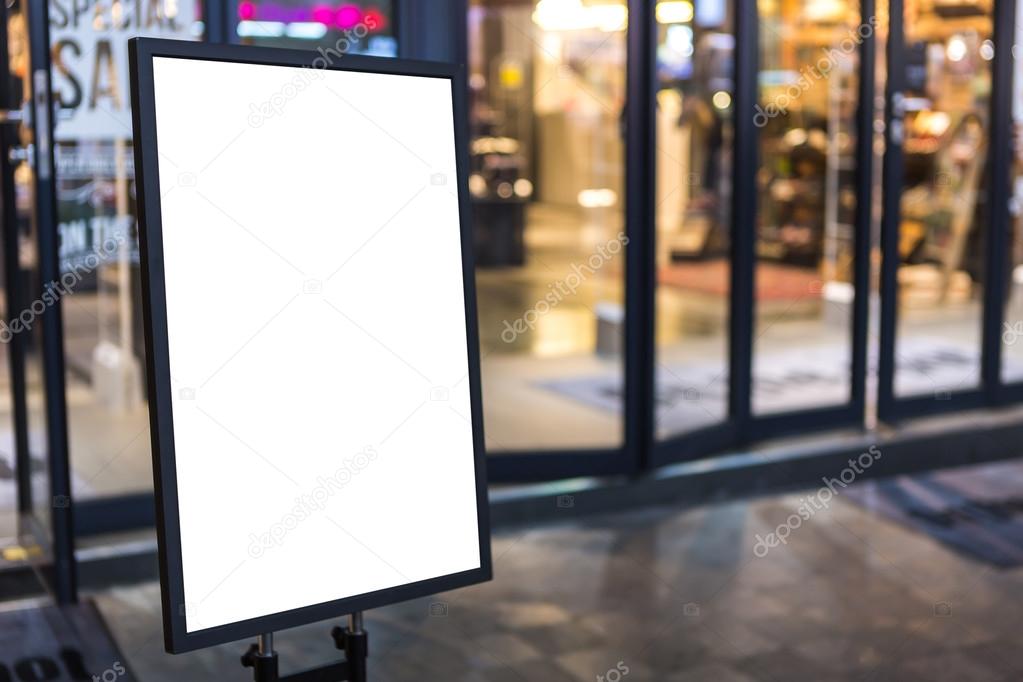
[247,15,381,127]
[501,231,629,343]
[754,17,877,128]
[91,661,127,682]
[597,660,630,682]
[753,445,881,558]
[247,445,378,557]
[0,229,127,343]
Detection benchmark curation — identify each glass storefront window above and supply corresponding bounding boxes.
[1,4,56,548]
[0,0,1014,510]
[894,0,991,397]
[236,1,396,56]
[49,1,205,500]
[0,10,17,539]
[654,0,734,438]
[468,0,627,451]
[752,0,862,415]
[43,0,400,503]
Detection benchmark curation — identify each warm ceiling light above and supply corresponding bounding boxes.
[656,1,694,23]
[803,0,844,22]
[947,35,967,62]
[578,188,618,208]
[533,0,627,32]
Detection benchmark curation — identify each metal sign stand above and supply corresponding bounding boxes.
[240,612,368,682]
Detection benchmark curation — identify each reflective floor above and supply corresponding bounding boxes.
[93,458,1023,681]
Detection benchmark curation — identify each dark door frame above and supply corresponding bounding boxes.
[23,0,77,604]
[985,0,1019,405]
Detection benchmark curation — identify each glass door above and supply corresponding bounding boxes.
[50,0,204,510]
[653,0,735,444]
[879,0,997,417]
[751,0,868,419]
[467,0,632,475]
[0,0,24,555]
[0,0,78,602]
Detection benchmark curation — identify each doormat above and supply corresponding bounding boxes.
[844,460,1023,568]
[539,339,1004,417]
[658,259,823,301]
[0,600,136,681]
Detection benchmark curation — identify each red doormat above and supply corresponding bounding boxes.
[658,259,823,302]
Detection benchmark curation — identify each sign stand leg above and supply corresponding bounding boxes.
[240,612,368,682]
[333,612,368,682]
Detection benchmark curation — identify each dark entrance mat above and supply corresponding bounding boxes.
[0,600,135,681]
[844,460,1023,568]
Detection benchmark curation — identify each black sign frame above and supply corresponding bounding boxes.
[129,37,491,654]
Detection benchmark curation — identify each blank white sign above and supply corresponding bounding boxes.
[150,56,481,633]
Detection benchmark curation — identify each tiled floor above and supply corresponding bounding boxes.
[92,463,1023,681]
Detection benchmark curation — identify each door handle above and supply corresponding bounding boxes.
[889,119,904,145]
[0,106,26,124]
[889,92,905,145]
[890,92,906,118]
[32,69,50,180]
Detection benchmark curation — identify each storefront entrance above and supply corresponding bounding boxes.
[0,0,1022,589]
[465,0,1023,478]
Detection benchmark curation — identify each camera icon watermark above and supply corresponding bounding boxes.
[557,494,575,509]
[683,602,700,617]
[1003,320,1023,346]
[934,602,952,617]
[179,387,196,401]
[303,279,323,295]
[430,386,450,402]
[430,172,447,186]
[935,390,952,401]
[179,601,204,628]
[429,601,448,617]
[178,172,197,187]
[53,494,70,508]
